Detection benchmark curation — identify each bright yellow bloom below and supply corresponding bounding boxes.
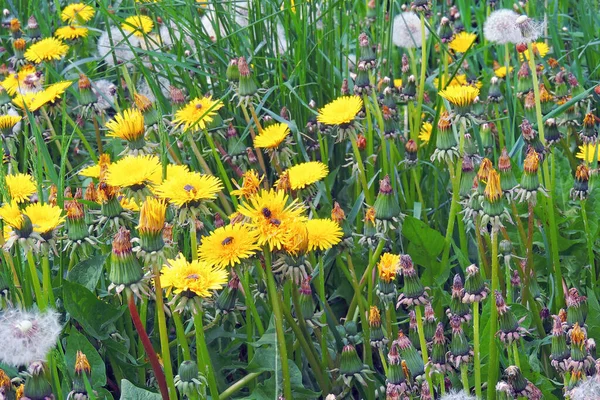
[106,155,162,189]
[317,96,363,126]
[6,173,36,203]
[154,170,223,207]
[61,3,95,24]
[106,109,145,141]
[137,197,167,234]
[119,196,140,212]
[79,164,101,179]
[306,218,342,251]
[0,65,37,96]
[282,218,309,255]
[576,143,600,164]
[161,254,228,298]
[55,25,89,40]
[172,96,224,131]
[29,81,73,110]
[231,170,263,198]
[254,123,290,149]
[198,224,260,268]
[24,38,69,63]
[12,92,37,111]
[24,203,65,235]
[0,202,24,230]
[282,161,329,190]
[521,42,550,61]
[438,85,480,108]
[237,189,307,250]
[0,115,22,131]
[419,122,432,144]
[378,253,400,283]
[494,66,513,78]
[122,15,154,38]
[394,79,403,89]
[449,31,477,53]
[369,306,381,325]
[484,169,502,202]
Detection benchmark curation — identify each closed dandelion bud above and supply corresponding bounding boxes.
[448,315,471,369]
[358,33,376,69]
[108,227,144,293]
[517,62,533,96]
[386,344,409,393]
[540,306,552,334]
[70,351,91,396]
[482,169,507,229]
[369,306,386,348]
[27,15,40,39]
[463,264,488,303]
[344,320,360,344]
[463,133,478,156]
[216,274,239,312]
[395,330,424,377]
[516,149,546,204]
[134,93,159,126]
[408,311,421,350]
[402,75,416,100]
[374,175,401,222]
[554,71,569,99]
[423,303,436,343]
[397,255,428,308]
[579,112,598,143]
[297,277,315,320]
[404,139,418,166]
[496,291,526,345]
[459,156,476,198]
[566,288,586,328]
[550,316,569,371]
[237,57,258,99]
[169,86,186,111]
[432,111,459,163]
[382,106,399,139]
[226,58,239,82]
[497,149,517,198]
[356,133,367,150]
[22,362,53,400]
[78,74,96,106]
[354,61,372,95]
[65,200,87,241]
[567,73,584,99]
[571,164,590,201]
[361,207,378,248]
[488,76,503,102]
[439,17,454,43]
[520,119,545,156]
[340,344,363,377]
[340,78,350,95]
[366,0,377,21]
[137,198,166,253]
[447,274,471,322]
[9,18,21,39]
[545,117,565,146]
[480,123,494,151]
[430,323,449,372]
[175,360,206,397]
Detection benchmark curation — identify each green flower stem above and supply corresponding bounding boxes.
[494,105,505,150]
[190,221,198,261]
[41,246,55,308]
[194,311,220,399]
[486,230,500,400]
[504,257,513,304]
[350,132,373,205]
[461,363,470,394]
[237,267,265,335]
[512,342,521,369]
[411,168,428,222]
[172,312,192,360]
[26,250,47,311]
[581,200,596,284]
[363,95,375,195]
[152,265,177,399]
[346,255,373,370]
[415,305,434,397]
[264,250,293,400]
[204,130,238,208]
[527,42,565,309]
[218,372,263,400]
[473,300,482,399]
[240,105,268,182]
[413,13,428,142]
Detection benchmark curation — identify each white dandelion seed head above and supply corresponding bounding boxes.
[440,390,477,400]
[515,15,545,43]
[92,79,117,112]
[483,9,523,45]
[97,27,141,67]
[0,308,62,367]
[325,395,336,400]
[136,74,171,103]
[570,378,600,400]
[392,12,427,49]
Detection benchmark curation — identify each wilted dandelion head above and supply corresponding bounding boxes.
[0,308,62,367]
[392,12,427,49]
[483,9,523,45]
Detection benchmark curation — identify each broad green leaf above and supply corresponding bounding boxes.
[119,379,161,400]
[66,254,107,291]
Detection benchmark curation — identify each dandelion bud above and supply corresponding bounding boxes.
[226,58,239,82]
[23,361,53,400]
[70,351,92,397]
[169,86,186,111]
[496,291,526,345]
[423,303,437,343]
[403,139,418,166]
[479,123,494,152]
[431,111,459,163]
[448,315,472,369]
[516,149,547,204]
[175,360,207,398]
[339,344,365,384]
[65,199,87,242]
[137,197,166,256]
[579,112,598,143]
[108,227,145,296]
[386,343,409,393]
[438,17,454,43]
[9,18,21,38]
[566,288,587,328]
[539,84,554,115]
[382,106,400,139]
[78,74,97,106]
[354,61,372,95]
[402,75,416,100]
[430,323,450,373]
[237,56,258,100]
[340,78,349,95]
[447,274,471,322]
[395,330,424,377]
[296,277,315,320]
[397,255,428,308]
[134,93,159,126]
[245,147,257,164]
[517,62,533,96]
[463,264,489,303]
[373,175,401,225]
[356,133,367,150]
[216,274,239,313]
[358,33,376,69]
[369,306,386,348]
[571,164,590,201]
[488,76,503,102]
[408,310,421,350]
[482,169,508,229]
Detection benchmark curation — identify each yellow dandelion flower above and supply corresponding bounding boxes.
[282,161,329,190]
[394,78,403,89]
[378,252,400,283]
[24,38,69,63]
[3,225,11,242]
[369,306,381,325]
[61,3,95,24]
[521,42,550,61]
[438,85,480,108]
[119,196,140,212]
[106,155,162,189]
[576,143,600,164]
[24,203,65,235]
[449,31,477,53]
[253,123,290,149]
[0,115,22,131]
[122,15,154,38]
[282,218,309,255]
[231,170,263,198]
[494,66,513,78]
[154,170,223,207]
[6,173,36,203]
[419,122,433,144]
[161,254,228,298]
[0,65,37,96]
[138,197,167,234]
[173,96,224,131]
[79,164,101,179]
[12,92,37,111]
[198,224,260,267]
[484,169,502,202]
[166,163,190,177]
[317,96,363,126]
[0,202,24,230]
[306,218,342,251]
[106,109,145,142]
[29,81,73,110]
[55,25,89,40]
[237,189,307,250]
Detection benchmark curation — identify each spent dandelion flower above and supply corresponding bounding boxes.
[571,164,591,201]
[449,31,477,53]
[306,218,342,251]
[5,173,36,203]
[122,15,154,37]
[0,308,61,367]
[108,227,150,298]
[134,197,167,261]
[483,9,523,45]
[24,38,69,63]
[197,224,260,268]
[392,12,427,49]
[173,96,223,132]
[61,3,95,24]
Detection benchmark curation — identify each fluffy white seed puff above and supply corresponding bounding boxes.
[440,390,477,400]
[97,27,141,67]
[92,79,117,111]
[392,12,428,49]
[570,377,600,400]
[483,9,523,45]
[515,15,545,43]
[0,309,62,367]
